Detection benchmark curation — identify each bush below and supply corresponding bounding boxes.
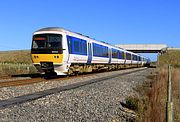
[125,97,140,111]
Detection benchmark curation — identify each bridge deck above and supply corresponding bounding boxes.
[115,44,167,53]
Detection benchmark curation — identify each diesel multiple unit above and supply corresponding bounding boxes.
[31,27,150,76]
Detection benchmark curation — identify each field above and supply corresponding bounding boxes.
[0,50,32,64]
[0,50,37,76]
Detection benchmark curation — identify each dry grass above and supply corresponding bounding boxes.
[172,68,180,121]
[0,50,38,76]
[143,67,167,122]
[0,50,31,64]
[135,50,180,121]
[0,63,37,76]
[158,50,180,68]
[134,67,167,122]
[158,50,180,121]
[140,50,180,122]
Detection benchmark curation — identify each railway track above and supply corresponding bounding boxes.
[0,77,45,88]
[0,68,135,88]
[0,67,147,109]
[0,73,95,88]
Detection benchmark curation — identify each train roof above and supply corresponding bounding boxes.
[35,27,66,33]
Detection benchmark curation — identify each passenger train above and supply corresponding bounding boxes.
[31,27,150,76]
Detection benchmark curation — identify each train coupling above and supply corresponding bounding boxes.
[40,62,54,71]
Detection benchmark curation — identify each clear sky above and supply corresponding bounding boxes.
[0,0,180,61]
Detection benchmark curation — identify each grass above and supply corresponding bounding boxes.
[144,67,167,122]
[130,50,180,121]
[0,50,32,64]
[158,50,180,121]
[0,50,38,76]
[172,68,180,121]
[158,50,180,68]
[130,70,166,122]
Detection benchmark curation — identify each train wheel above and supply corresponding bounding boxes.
[67,68,74,75]
[44,72,57,79]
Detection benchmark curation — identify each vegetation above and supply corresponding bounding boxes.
[0,50,32,64]
[158,50,180,121]
[0,50,38,76]
[158,50,180,68]
[144,67,167,121]
[129,50,180,121]
[172,68,180,121]
[125,97,140,111]
[130,72,166,122]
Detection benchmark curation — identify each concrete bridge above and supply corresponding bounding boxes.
[115,44,168,53]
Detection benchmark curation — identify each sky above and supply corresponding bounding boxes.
[0,0,180,61]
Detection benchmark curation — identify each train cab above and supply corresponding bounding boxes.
[31,28,69,75]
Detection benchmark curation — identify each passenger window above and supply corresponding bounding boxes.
[74,40,80,53]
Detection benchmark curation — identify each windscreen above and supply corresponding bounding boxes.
[32,36,47,49]
[31,34,62,54]
[32,34,62,49]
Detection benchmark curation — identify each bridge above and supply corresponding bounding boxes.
[115,44,168,53]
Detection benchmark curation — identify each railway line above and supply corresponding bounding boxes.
[0,72,100,88]
[0,67,142,88]
[0,67,147,109]
[0,77,44,88]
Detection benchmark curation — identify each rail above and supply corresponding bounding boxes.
[166,65,174,122]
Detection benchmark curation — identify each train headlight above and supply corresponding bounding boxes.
[34,56,39,58]
[54,56,59,58]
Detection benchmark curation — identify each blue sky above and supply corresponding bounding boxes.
[0,0,180,61]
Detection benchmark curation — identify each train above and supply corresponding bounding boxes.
[31,27,150,76]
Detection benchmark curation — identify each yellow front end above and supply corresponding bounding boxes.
[31,54,63,64]
[31,54,64,75]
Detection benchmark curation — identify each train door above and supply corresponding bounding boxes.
[108,48,112,64]
[87,42,92,64]
[66,35,71,64]
[124,52,126,65]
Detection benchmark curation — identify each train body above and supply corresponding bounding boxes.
[31,27,150,75]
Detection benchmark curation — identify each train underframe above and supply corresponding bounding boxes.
[67,63,143,75]
[36,62,145,77]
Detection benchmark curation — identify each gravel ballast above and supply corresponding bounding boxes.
[0,68,145,100]
[0,68,155,121]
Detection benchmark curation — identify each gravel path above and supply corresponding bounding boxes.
[0,68,155,122]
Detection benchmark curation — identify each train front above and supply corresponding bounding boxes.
[31,29,66,76]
